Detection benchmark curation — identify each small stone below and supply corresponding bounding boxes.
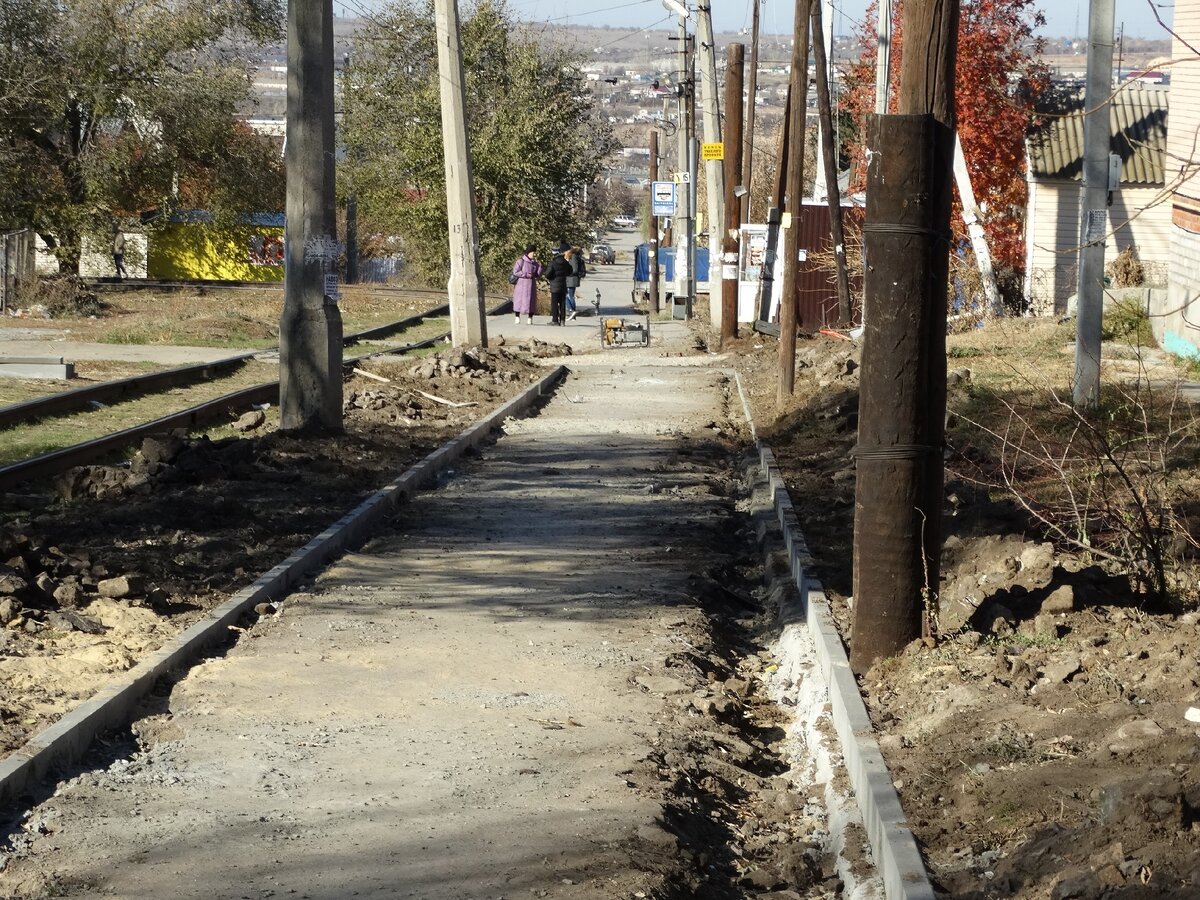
[46,610,105,635]
[1185,707,1200,724]
[1107,719,1165,754]
[97,575,146,599]
[1041,654,1082,684]
[52,582,84,608]
[34,572,60,599]
[254,602,278,617]
[233,409,267,432]
[1019,611,1060,639]
[1041,585,1076,614]
[0,598,21,625]
[0,568,28,596]
[140,433,185,466]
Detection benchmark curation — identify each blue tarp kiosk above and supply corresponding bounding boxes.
[634,244,710,317]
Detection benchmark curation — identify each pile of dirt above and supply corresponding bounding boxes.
[727,323,1200,898]
[0,343,560,758]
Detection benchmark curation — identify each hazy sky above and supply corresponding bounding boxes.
[337,0,1175,41]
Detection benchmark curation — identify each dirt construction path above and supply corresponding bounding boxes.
[0,334,877,897]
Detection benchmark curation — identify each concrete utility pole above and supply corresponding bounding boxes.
[757,83,790,324]
[778,0,812,404]
[697,3,725,326]
[811,0,835,203]
[342,52,358,285]
[850,0,958,674]
[435,0,488,347]
[721,43,745,348]
[810,0,852,325]
[875,0,893,115]
[1074,0,1115,408]
[649,127,661,314]
[280,0,343,432]
[742,0,761,225]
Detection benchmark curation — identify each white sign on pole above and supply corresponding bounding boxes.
[651,181,676,217]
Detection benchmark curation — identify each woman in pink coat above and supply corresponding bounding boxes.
[510,244,543,324]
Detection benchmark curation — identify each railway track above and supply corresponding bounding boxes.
[0,304,451,431]
[80,277,452,295]
[0,300,510,492]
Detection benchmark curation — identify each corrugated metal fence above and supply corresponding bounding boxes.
[1,230,36,312]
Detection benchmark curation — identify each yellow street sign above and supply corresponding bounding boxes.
[701,142,724,161]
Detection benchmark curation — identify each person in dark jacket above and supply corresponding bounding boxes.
[112,223,127,281]
[565,246,586,320]
[543,240,573,325]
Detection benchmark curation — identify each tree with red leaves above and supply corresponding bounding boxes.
[843,0,1048,295]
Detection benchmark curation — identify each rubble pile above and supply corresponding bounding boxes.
[0,528,163,636]
[56,432,264,501]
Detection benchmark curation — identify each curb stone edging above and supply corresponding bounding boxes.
[0,364,568,810]
[728,371,936,900]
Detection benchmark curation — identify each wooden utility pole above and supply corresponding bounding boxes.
[674,16,692,313]
[1075,0,1115,408]
[280,0,343,432]
[649,127,661,315]
[721,43,745,348]
[810,0,852,325]
[778,0,813,405]
[742,0,761,224]
[697,3,723,326]
[850,0,959,673]
[434,0,487,347]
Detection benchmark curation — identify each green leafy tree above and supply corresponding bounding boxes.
[341,0,618,287]
[0,0,285,269]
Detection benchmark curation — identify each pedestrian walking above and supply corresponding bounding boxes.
[510,244,542,325]
[565,246,586,321]
[112,224,127,281]
[543,240,573,326]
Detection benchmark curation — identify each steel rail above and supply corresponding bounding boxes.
[0,301,512,492]
[0,306,450,431]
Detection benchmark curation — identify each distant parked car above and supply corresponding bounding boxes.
[611,215,638,231]
[589,243,615,265]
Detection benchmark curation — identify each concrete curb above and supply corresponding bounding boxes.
[729,371,935,900]
[0,365,568,809]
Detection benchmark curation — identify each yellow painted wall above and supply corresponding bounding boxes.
[147,224,285,281]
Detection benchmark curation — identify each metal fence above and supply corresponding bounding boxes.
[1,230,35,312]
[359,255,405,284]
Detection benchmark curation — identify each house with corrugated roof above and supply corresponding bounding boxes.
[1023,86,1169,315]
